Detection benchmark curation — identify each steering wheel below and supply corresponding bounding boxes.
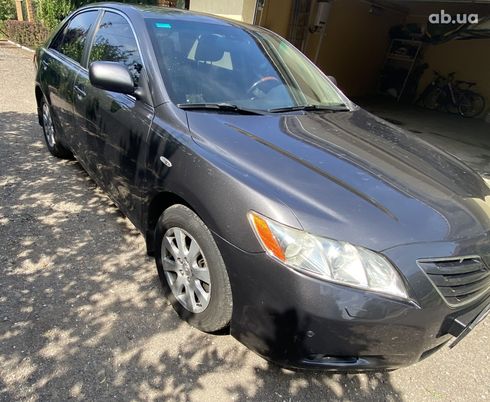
[246,76,281,96]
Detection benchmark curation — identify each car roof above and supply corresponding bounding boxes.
[80,2,252,28]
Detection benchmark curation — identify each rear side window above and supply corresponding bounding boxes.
[89,12,143,85]
[51,11,99,65]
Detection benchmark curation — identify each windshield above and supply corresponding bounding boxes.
[146,18,348,111]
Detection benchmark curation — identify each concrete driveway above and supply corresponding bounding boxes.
[0,42,488,402]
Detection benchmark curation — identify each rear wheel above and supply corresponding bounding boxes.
[41,96,73,159]
[155,204,233,332]
[458,91,486,118]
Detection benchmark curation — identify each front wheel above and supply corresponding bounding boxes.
[155,204,233,332]
[458,91,486,118]
[40,96,73,159]
[423,87,444,111]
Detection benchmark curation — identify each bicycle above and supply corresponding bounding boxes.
[418,71,486,118]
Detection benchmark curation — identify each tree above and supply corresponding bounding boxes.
[0,0,16,21]
[35,0,72,29]
[35,0,158,30]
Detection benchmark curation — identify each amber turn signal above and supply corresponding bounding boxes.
[249,212,286,261]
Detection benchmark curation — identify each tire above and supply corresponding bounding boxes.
[40,96,73,159]
[423,87,444,111]
[155,204,233,332]
[458,91,486,118]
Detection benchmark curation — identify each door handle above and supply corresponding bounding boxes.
[74,85,86,98]
[41,60,49,70]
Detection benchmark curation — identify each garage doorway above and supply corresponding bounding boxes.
[255,0,490,180]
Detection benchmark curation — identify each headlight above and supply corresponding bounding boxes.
[248,212,408,299]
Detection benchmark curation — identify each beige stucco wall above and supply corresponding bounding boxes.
[417,39,490,115]
[257,0,405,97]
[258,0,293,37]
[304,0,406,98]
[242,0,257,24]
[189,0,256,22]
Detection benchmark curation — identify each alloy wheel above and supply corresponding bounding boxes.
[42,102,56,147]
[161,227,211,313]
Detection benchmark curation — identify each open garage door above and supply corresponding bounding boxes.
[256,0,490,179]
[256,0,489,114]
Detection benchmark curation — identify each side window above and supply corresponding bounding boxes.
[51,11,99,65]
[89,12,143,85]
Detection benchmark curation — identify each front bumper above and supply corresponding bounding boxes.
[215,235,490,371]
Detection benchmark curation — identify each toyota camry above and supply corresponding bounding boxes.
[34,3,490,370]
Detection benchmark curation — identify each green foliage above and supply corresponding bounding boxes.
[2,0,161,45]
[90,41,127,64]
[2,20,49,47]
[36,0,159,31]
[35,0,72,30]
[90,38,142,83]
[58,26,85,62]
[0,0,16,21]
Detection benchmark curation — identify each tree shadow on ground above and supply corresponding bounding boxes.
[0,111,403,401]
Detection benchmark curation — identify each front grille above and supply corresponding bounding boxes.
[418,256,490,307]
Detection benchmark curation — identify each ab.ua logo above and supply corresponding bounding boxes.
[429,10,479,24]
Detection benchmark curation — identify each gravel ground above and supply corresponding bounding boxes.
[0,41,489,402]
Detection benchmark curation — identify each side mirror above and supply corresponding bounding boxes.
[327,75,338,86]
[89,61,135,95]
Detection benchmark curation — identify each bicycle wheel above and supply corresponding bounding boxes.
[458,91,486,118]
[423,87,444,110]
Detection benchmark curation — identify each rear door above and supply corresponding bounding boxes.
[39,10,100,154]
[73,10,154,221]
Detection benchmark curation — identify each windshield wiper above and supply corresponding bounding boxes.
[268,104,350,113]
[177,103,265,115]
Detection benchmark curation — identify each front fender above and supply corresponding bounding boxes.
[142,113,301,253]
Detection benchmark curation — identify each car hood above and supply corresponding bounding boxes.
[187,108,490,251]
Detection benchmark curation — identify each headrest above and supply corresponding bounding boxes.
[194,34,225,63]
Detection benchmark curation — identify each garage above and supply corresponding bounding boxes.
[250,0,490,179]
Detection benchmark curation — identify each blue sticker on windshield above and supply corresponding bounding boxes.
[155,22,172,29]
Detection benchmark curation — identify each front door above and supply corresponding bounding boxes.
[73,11,154,222]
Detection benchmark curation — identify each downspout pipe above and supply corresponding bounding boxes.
[312,0,332,64]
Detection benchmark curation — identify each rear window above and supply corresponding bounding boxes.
[50,11,99,65]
